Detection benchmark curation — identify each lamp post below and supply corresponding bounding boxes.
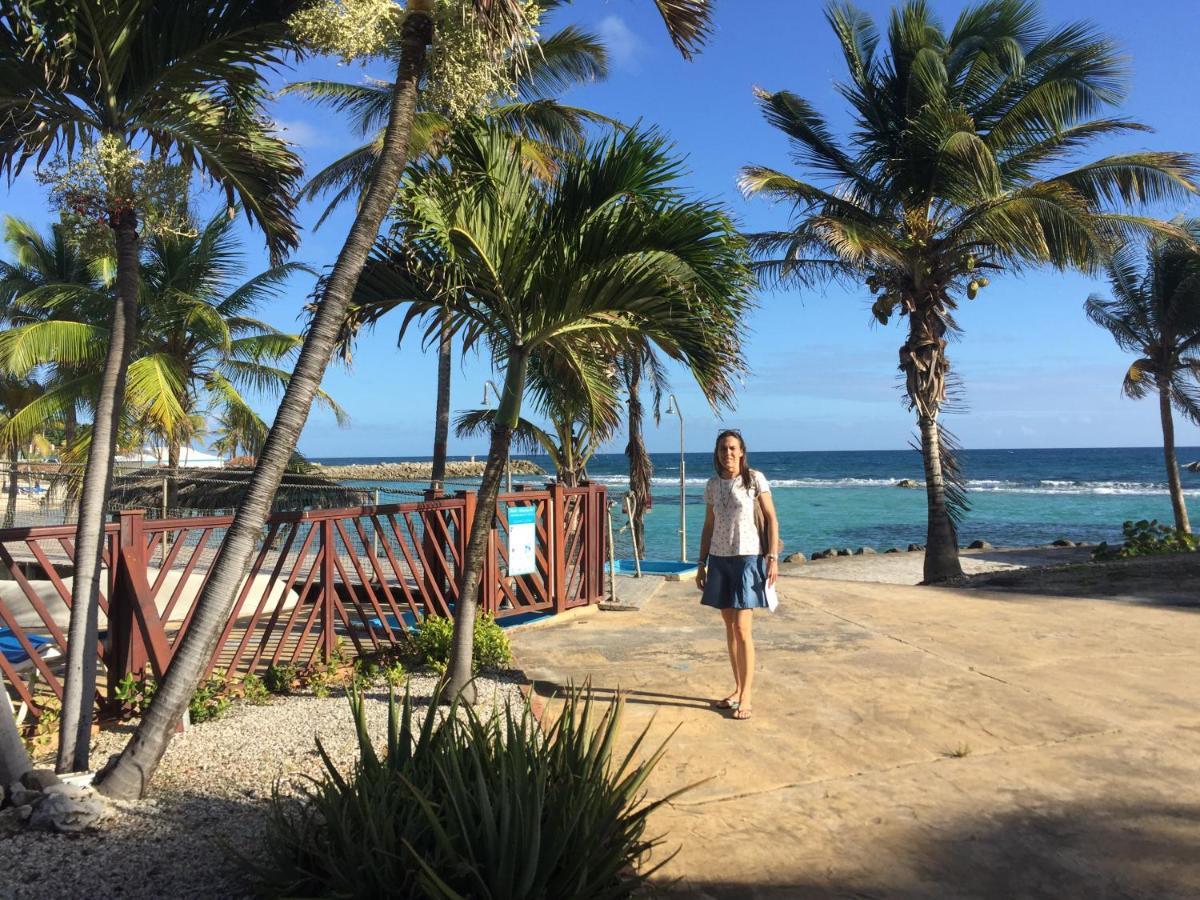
[482,380,512,493]
[664,394,686,561]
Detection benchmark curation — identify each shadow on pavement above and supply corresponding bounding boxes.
[666,800,1200,899]
[531,680,721,713]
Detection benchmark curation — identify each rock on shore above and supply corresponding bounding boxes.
[315,459,547,481]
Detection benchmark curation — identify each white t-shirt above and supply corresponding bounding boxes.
[704,469,771,557]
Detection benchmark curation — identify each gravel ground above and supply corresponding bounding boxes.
[3,672,526,900]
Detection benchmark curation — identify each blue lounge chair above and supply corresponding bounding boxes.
[1,627,61,726]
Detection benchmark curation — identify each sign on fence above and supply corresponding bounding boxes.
[507,505,537,576]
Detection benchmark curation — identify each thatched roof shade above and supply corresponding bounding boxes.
[110,467,372,514]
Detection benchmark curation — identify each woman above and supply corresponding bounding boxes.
[696,429,779,720]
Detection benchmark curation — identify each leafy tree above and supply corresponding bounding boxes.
[291,3,612,492]
[0,0,303,773]
[0,213,345,513]
[100,0,715,801]
[357,125,751,698]
[620,345,668,557]
[1086,221,1200,533]
[0,376,46,527]
[742,0,1197,582]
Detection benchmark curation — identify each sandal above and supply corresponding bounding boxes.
[713,695,739,710]
[732,705,753,720]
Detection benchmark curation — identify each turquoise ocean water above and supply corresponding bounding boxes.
[318,447,1200,562]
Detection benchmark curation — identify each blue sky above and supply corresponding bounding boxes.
[4,0,1199,457]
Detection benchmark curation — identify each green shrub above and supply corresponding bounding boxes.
[189,670,231,723]
[383,658,406,687]
[1094,519,1198,560]
[114,671,157,716]
[240,672,270,705]
[263,662,299,695]
[412,612,512,674]
[252,684,684,898]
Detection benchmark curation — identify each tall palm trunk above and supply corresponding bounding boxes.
[63,405,77,448]
[430,309,452,493]
[1158,374,1190,533]
[62,406,78,523]
[97,9,434,801]
[57,214,140,774]
[902,302,963,584]
[444,348,528,701]
[166,440,180,515]
[3,442,17,529]
[624,356,650,558]
[917,413,962,582]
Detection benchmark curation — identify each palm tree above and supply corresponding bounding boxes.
[99,0,716,802]
[0,377,45,528]
[1086,222,1200,534]
[741,0,1198,583]
[358,125,751,699]
[455,344,625,486]
[620,345,668,558]
[290,4,612,492]
[0,213,345,513]
[0,0,303,773]
[0,217,110,452]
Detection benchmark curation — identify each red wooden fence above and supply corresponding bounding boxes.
[0,482,607,724]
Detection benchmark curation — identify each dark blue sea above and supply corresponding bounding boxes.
[316,447,1200,561]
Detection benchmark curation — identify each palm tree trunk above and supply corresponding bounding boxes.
[444,348,528,701]
[1158,375,1190,533]
[3,442,17,529]
[901,303,963,584]
[96,9,435,801]
[166,440,180,515]
[63,405,77,448]
[56,214,140,774]
[0,674,33,785]
[430,309,452,493]
[624,356,650,558]
[917,413,963,583]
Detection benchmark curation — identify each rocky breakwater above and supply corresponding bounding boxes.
[315,459,547,481]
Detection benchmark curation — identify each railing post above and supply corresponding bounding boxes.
[321,517,336,661]
[422,488,444,610]
[588,484,606,604]
[456,490,476,618]
[549,482,567,612]
[107,510,147,706]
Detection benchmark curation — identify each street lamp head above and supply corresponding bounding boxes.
[664,393,679,416]
[483,379,501,406]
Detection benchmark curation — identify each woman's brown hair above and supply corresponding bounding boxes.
[713,429,754,492]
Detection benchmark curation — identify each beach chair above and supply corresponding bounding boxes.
[1,627,62,726]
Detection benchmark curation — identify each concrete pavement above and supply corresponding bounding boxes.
[510,573,1200,898]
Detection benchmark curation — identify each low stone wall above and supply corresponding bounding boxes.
[314,459,546,481]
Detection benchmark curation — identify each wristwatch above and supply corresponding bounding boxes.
[765,554,777,561]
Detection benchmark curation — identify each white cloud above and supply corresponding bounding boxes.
[598,15,641,70]
[272,117,328,149]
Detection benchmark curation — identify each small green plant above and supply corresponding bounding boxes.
[252,683,685,898]
[114,670,157,716]
[189,670,231,723]
[947,742,972,758]
[1094,519,1199,560]
[240,672,271,705]
[26,697,62,753]
[264,662,299,695]
[353,657,382,683]
[412,613,512,674]
[383,659,406,688]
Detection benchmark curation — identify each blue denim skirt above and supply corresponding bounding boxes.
[700,554,770,610]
